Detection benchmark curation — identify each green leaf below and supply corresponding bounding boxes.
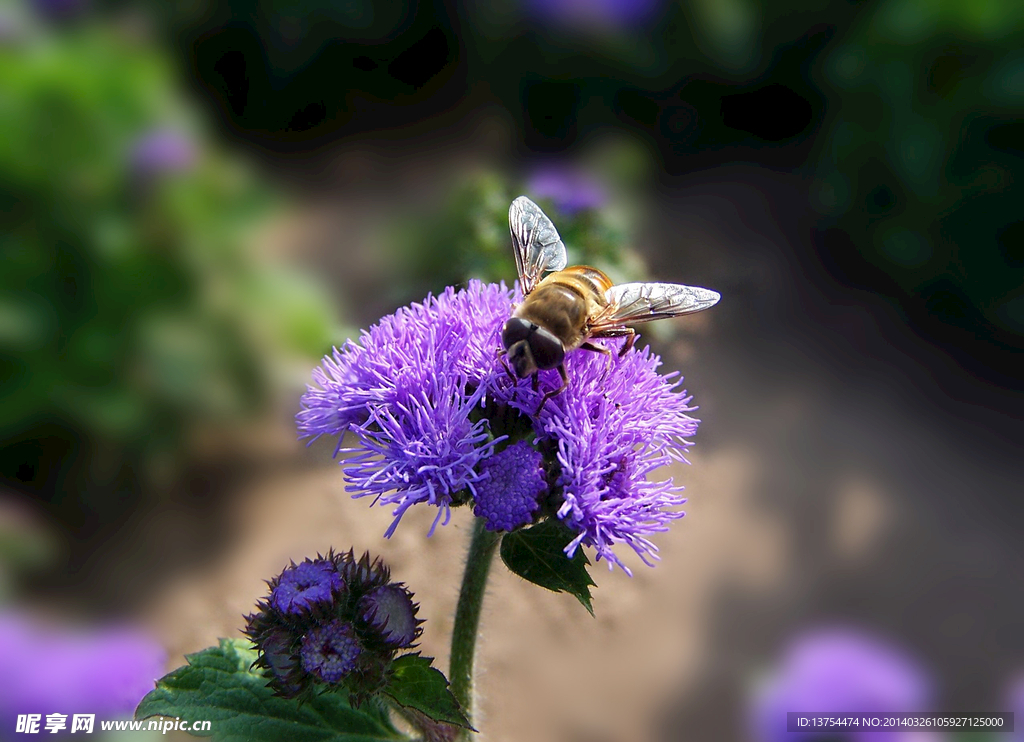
[382,655,472,730]
[135,638,404,742]
[500,519,596,615]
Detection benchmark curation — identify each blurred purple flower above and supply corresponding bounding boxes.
[299,280,700,573]
[28,0,90,22]
[751,628,934,742]
[1008,675,1024,742]
[130,129,196,179]
[522,0,661,28]
[0,611,165,737]
[526,167,607,216]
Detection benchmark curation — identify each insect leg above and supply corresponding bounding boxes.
[590,327,635,357]
[617,328,636,357]
[497,350,515,381]
[535,364,569,415]
[580,341,614,380]
[580,341,611,355]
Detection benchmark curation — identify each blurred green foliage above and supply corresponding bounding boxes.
[810,0,1024,352]
[387,147,653,303]
[0,22,343,523]
[163,0,1024,373]
[0,500,58,602]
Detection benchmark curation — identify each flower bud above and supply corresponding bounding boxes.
[472,441,547,532]
[271,558,344,615]
[243,550,422,703]
[358,585,420,650]
[300,620,362,683]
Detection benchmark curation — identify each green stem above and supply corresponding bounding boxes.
[449,517,500,736]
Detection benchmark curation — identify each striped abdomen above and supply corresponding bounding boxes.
[514,265,613,352]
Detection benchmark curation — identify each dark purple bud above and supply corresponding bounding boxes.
[271,558,343,615]
[358,585,420,649]
[300,620,362,684]
[336,550,391,594]
[258,630,304,698]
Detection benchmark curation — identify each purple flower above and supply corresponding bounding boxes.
[300,620,362,684]
[750,628,934,742]
[299,280,700,572]
[495,345,697,573]
[299,282,512,536]
[0,611,165,733]
[130,129,196,179]
[526,167,607,216]
[271,558,343,615]
[473,441,547,532]
[358,585,420,649]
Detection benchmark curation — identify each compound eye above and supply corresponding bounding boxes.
[529,327,565,370]
[507,341,536,378]
[502,318,534,349]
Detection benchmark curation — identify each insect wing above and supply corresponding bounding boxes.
[509,196,567,295]
[594,282,721,328]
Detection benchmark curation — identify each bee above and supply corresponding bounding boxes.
[500,196,721,409]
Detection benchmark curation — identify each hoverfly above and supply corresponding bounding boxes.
[500,196,720,410]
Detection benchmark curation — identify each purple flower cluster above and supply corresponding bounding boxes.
[298,283,510,537]
[299,280,700,573]
[245,551,421,701]
[499,344,697,571]
[473,441,547,532]
[750,628,933,742]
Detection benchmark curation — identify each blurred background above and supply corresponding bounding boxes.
[1,0,1022,739]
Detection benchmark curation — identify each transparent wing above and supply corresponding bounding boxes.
[592,282,721,329]
[509,196,567,295]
